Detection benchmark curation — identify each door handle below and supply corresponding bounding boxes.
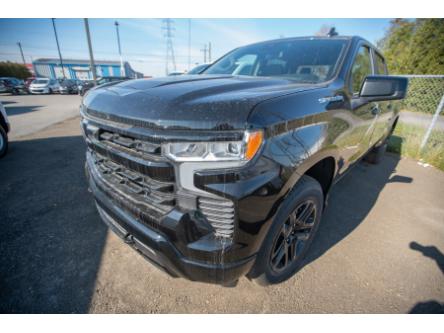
[371,105,381,115]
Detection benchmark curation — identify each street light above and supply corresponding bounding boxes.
[51,18,66,79]
[84,19,97,83]
[17,42,26,65]
[114,21,125,77]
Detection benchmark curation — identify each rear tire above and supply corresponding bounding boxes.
[0,126,8,158]
[249,175,324,285]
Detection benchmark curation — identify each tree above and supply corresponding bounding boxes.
[0,61,32,79]
[379,18,444,74]
[378,19,415,74]
[378,19,444,114]
[407,19,444,75]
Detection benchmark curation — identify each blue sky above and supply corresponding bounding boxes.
[0,18,392,77]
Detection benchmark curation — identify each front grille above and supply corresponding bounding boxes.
[90,150,175,214]
[198,197,235,238]
[98,130,163,160]
[84,117,237,239]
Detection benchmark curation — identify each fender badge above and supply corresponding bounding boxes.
[318,96,344,104]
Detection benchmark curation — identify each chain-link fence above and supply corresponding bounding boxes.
[387,75,444,170]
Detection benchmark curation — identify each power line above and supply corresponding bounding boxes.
[162,18,176,75]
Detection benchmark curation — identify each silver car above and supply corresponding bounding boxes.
[29,78,60,94]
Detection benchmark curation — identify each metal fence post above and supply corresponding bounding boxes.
[420,93,444,151]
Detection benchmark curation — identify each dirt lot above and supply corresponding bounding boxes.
[0,96,443,313]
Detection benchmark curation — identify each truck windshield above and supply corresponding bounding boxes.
[203,38,349,83]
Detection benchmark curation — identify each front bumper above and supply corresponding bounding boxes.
[86,163,256,284]
[30,88,49,94]
[81,107,285,284]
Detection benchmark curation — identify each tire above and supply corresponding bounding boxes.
[48,88,53,94]
[249,175,324,285]
[0,126,8,158]
[364,141,387,165]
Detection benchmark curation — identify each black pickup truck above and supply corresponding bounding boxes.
[81,36,407,285]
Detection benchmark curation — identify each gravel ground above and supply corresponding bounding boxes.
[0,96,443,313]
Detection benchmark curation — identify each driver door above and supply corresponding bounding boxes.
[345,45,378,164]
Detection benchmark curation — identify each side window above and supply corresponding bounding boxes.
[374,52,388,75]
[350,46,372,95]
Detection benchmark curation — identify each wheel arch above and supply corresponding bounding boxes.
[284,149,339,201]
[0,113,8,134]
[303,156,336,198]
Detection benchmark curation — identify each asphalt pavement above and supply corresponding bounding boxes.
[1,93,81,139]
[0,95,443,313]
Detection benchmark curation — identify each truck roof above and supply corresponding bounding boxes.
[247,35,364,45]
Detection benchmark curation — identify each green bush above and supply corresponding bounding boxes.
[0,61,31,79]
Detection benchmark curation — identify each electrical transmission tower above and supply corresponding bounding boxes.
[201,43,208,63]
[162,18,176,75]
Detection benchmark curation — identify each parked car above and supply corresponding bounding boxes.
[0,101,10,158]
[24,77,36,92]
[0,77,28,95]
[187,63,211,74]
[79,77,129,96]
[80,36,407,285]
[29,78,60,94]
[59,79,79,94]
[77,80,94,96]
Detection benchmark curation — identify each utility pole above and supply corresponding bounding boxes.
[84,18,97,83]
[162,18,176,75]
[51,18,66,79]
[201,43,207,63]
[114,21,125,77]
[208,42,212,63]
[17,42,26,65]
[187,19,191,71]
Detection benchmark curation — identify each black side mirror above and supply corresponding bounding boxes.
[359,75,408,101]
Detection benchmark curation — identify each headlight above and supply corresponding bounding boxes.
[163,130,263,162]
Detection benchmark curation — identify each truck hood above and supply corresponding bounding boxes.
[83,75,323,131]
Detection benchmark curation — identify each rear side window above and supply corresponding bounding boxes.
[350,46,372,94]
[374,52,388,75]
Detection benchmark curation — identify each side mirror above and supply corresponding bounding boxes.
[359,75,408,101]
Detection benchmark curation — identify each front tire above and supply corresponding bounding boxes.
[0,126,8,158]
[249,175,324,285]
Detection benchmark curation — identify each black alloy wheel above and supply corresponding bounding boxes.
[269,200,317,273]
[249,175,324,285]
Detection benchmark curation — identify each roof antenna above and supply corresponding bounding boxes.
[327,27,338,37]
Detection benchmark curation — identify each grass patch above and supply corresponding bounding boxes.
[387,122,444,171]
